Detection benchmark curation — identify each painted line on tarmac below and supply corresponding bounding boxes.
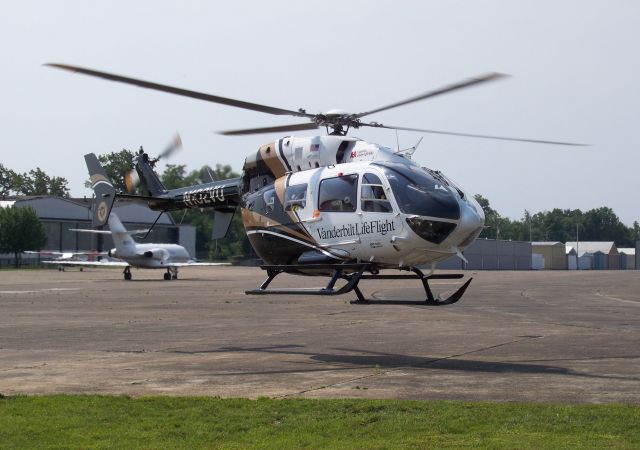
[594,291,640,306]
[0,288,81,294]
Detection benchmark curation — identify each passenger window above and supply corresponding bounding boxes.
[361,172,392,213]
[318,174,358,212]
[284,184,307,211]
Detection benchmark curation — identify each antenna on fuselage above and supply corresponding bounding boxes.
[395,137,423,160]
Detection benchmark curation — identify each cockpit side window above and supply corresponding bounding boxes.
[318,174,358,212]
[284,184,307,211]
[361,172,392,213]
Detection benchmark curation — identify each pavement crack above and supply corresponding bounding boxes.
[410,336,544,370]
[277,370,386,399]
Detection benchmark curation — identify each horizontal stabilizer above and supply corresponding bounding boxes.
[212,210,235,240]
[69,228,112,235]
[69,228,150,236]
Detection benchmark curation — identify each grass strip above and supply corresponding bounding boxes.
[1,395,639,449]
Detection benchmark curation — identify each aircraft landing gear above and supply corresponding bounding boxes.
[246,263,472,305]
[164,267,178,280]
[123,266,132,281]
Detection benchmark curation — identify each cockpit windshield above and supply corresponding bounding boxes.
[373,162,460,220]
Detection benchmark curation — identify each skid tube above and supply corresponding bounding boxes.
[245,263,472,305]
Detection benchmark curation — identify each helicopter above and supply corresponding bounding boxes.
[49,63,583,305]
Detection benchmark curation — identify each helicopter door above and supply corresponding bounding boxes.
[357,171,403,260]
[312,173,361,256]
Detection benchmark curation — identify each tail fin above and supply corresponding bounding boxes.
[85,153,116,227]
[107,212,128,234]
[107,213,137,257]
[133,150,167,197]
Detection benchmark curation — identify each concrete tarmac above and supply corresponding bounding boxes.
[0,266,639,403]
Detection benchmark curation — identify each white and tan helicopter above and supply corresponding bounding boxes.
[49,64,583,305]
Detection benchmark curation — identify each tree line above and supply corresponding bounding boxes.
[0,164,69,197]
[475,195,639,247]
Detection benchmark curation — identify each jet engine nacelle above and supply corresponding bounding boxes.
[143,249,170,261]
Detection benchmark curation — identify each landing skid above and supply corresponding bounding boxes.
[245,263,472,305]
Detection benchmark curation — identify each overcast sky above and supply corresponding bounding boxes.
[1,1,638,225]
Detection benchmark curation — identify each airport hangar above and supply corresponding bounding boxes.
[0,196,196,264]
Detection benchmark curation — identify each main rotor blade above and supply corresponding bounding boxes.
[219,122,319,136]
[45,63,313,118]
[355,73,507,119]
[361,122,587,146]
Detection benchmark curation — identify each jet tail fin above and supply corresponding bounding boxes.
[85,153,116,227]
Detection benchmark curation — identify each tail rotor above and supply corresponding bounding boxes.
[125,133,182,194]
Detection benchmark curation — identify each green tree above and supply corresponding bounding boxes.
[91,149,137,193]
[581,207,632,246]
[632,221,640,243]
[473,194,638,247]
[47,176,70,197]
[160,164,194,191]
[474,194,500,239]
[1,165,69,197]
[0,206,47,267]
[16,168,69,197]
[23,168,49,195]
[0,164,19,196]
[210,164,237,181]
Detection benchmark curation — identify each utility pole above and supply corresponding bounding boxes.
[576,222,580,270]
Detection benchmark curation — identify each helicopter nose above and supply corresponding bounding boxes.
[453,201,484,249]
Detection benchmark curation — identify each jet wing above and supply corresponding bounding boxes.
[25,250,107,258]
[42,260,129,267]
[167,262,232,267]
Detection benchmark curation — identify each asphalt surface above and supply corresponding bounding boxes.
[0,266,639,403]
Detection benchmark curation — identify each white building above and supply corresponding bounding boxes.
[618,248,636,270]
[566,242,618,270]
[566,245,577,270]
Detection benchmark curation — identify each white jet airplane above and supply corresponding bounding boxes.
[46,212,228,280]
